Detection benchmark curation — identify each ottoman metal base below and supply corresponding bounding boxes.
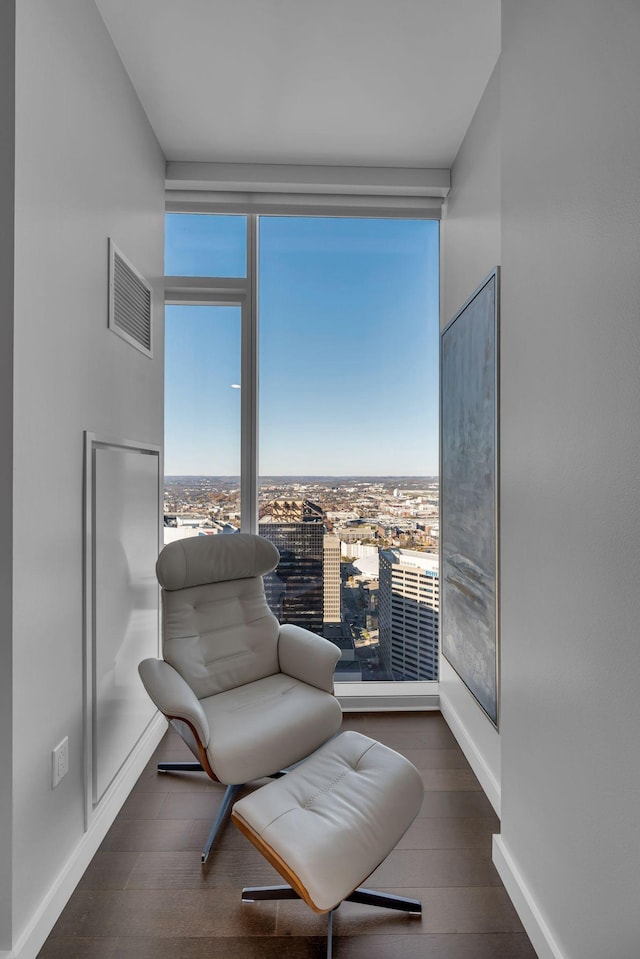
[232,731,424,957]
[242,884,421,959]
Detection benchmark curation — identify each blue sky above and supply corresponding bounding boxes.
[164,215,439,476]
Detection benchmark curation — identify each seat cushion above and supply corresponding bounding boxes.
[201,673,343,784]
[231,730,423,913]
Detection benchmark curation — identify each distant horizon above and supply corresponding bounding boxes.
[164,474,439,480]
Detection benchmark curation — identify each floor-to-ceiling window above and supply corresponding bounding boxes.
[165,213,440,689]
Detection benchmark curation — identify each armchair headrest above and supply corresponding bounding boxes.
[156,533,280,591]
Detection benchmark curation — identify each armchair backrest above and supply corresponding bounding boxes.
[156,533,281,699]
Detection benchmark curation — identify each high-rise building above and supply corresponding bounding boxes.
[259,500,325,634]
[323,533,341,625]
[378,549,439,680]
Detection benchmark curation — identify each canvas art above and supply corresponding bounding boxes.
[440,268,499,726]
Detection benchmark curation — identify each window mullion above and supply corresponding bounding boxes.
[240,215,258,532]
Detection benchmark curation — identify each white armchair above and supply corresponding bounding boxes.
[139,533,342,863]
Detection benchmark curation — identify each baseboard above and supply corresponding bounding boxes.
[337,693,440,712]
[7,713,166,959]
[336,680,439,713]
[493,835,567,959]
[439,691,501,816]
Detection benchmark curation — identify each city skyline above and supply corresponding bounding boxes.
[162,477,440,683]
[163,475,439,549]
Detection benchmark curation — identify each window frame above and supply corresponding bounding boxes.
[164,211,439,711]
[165,216,258,532]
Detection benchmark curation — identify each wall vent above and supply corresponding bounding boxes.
[108,239,152,357]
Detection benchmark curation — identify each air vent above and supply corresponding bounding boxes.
[108,239,152,357]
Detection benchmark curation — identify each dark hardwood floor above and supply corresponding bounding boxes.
[39,712,537,958]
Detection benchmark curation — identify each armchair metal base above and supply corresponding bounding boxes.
[241,884,422,959]
[200,783,243,863]
[158,761,203,772]
[157,762,242,864]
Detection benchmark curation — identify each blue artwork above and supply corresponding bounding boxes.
[441,269,499,727]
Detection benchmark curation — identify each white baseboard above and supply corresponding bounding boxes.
[337,693,440,711]
[336,681,439,713]
[439,691,501,816]
[6,713,166,959]
[493,835,566,959]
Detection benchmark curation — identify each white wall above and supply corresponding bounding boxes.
[439,62,502,814]
[497,2,640,957]
[441,62,501,328]
[0,4,16,950]
[8,1,165,953]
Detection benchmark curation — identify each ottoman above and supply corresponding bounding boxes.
[231,730,424,956]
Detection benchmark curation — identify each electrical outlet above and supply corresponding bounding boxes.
[52,737,69,788]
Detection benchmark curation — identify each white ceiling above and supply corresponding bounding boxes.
[95,0,501,169]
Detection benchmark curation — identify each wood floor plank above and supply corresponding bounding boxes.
[397,815,498,851]
[343,713,459,750]
[156,790,231,820]
[117,790,168,819]
[417,790,497,819]
[36,940,117,959]
[77,852,141,891]
[126,849,281,889]
[110,936,325,958]
[50,889,278,939]
[399,747,474,770]
[420,768,483,791]
[334,932,539,958]
[368,847,501,888]
[98,817,200,853]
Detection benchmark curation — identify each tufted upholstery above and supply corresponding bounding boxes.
[232,730,424,914]
[161,572,281,699]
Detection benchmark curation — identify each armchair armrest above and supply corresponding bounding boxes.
[138,658,210,747]
[277,623,341,693]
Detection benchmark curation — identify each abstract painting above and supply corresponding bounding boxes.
[440,268,499,726]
